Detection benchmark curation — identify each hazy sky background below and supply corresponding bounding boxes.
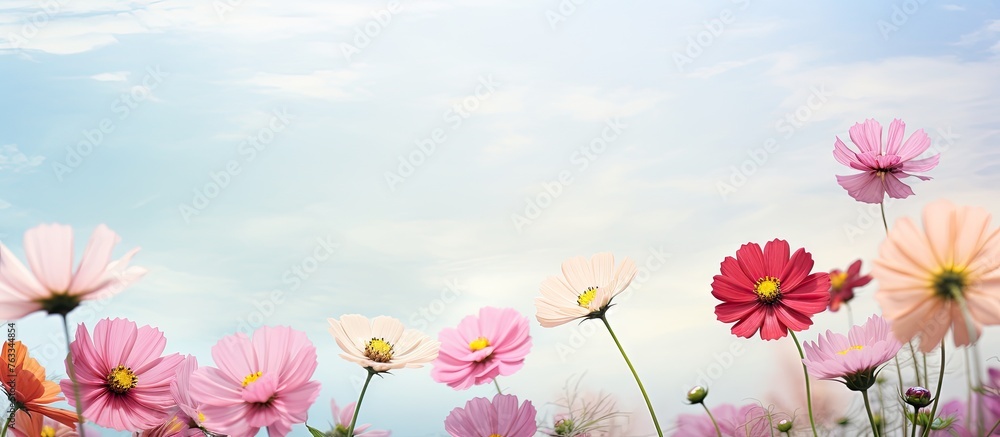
[2,1,1000,435]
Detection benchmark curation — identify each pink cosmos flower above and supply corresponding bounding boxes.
[328,315,439,372]
[801,315,903,391]
[58,318,184,431]
[828,259,873,312]
[671,403,770,437]
[330,399,391,436]
[987,367,1000,418]
[189,326,322,437]
[444,394,537,437]
[139,356,206,437]
[712,239,831,340]
[0,224,147,318]
[833,118,939,204]
[535,252,638,328]
[872,199,1000,352]
[431,307,532,390]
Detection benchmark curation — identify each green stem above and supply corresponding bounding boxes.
[61,314,86,431]
[845,302,854,328]
[910,406,919,437]
[493,378,503,395]
[879,202,889,234]
[987,417,1000,436]
[920,340,946,437]
[862,390,880,437]
[599,316,662,436]
[701,402,722,437]
[896,355,909,437]
[347,368,376,436]
[909,341,922,387]
[1,411,12,437]
[788,330,818,437]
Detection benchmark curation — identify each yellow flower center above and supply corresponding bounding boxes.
[198,411,206,423]
[106,365,138,394]
[488,434,503,437]
[932,268,967,299]
[837,345,864,355]
[577,286,599,308]
[754,276,781,303]
[830,272,848,290]
[469,337,490,352]
[41,426,56,437]
[242,371,263,387]
[365,338,394,363]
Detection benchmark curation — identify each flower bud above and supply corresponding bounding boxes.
[776,419,793,432]
[686,386,708,404]
[904,386,932,408]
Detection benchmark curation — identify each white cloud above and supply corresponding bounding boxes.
[91,71,130,81]
[549,87,667,122]
[942,4,966,11]
[245,68,368,100]
[0,144,44,172]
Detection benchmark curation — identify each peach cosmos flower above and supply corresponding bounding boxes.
[873,199,1000,352]
[535,252,638,328]
[328,315,439,372]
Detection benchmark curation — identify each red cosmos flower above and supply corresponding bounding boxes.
[828,259,873,312]
[712,239,831,340]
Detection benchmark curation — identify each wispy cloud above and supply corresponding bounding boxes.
[0,144,44,172]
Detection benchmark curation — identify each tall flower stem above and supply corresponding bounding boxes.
[987,418,1000,436]
[920,341,946,437]
[788,330,818,437]
[880,202,889,233]
[861,389,880,437]
[895,355,909,437]
[493,378,503,395]
[1,412,12,437]
[599,316,662,436]
[701,402,722,437]
[910,406,919,437]
[907,341,922,387]
[845,302,854,328]
[60,314,85,431]
[347,368,376,436]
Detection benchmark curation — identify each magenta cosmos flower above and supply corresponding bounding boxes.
[873,199,1000,352]
[431,307,532,390]
[58,318,184,431]
[0,223,147,319]
[190,326,322,437]
[833,118,939,204]
[535,252,638,328]
[712,239,831,340]
[801,315,902,391]
[330,398,391,436]
[444,394,537,437]
[139,355,206,437]
[671,403,770,437]
[828,259,873,312]
[328,315,439,372]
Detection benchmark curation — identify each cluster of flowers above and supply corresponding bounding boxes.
[1,118,999,437]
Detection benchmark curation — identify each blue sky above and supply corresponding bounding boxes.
[2,0,1000,435]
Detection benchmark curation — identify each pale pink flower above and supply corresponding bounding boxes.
[431,307,532,390]
[444,394,537,437]
[330,399,391,436]
[671,403,770,437]
[139,356,206,437]
[328,314,439,372]
[189,326,322,437]
[0,223,147,318]
[873,199,1000,352]
[535,252,638,328]
[833,118,939,204]
[802,315,903,391]
[58,318,184,431]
